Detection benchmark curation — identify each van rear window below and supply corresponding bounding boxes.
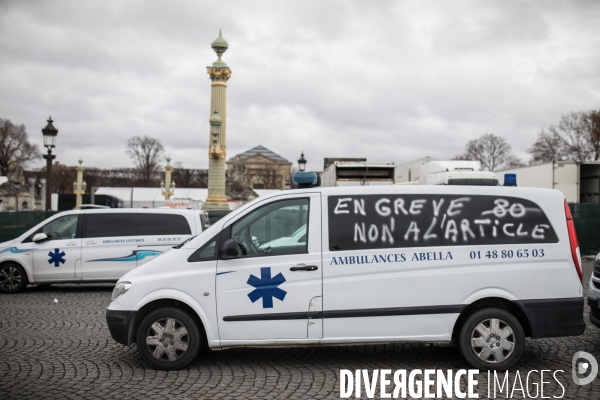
[328,195,558,251]
[137,214,192,235]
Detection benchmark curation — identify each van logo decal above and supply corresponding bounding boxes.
[247,267,287,308]
[87,250,162,262]
[48,248,66,267]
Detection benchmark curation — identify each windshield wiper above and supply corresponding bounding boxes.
[173,235,198,249]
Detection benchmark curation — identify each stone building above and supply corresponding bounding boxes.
[226,145,292,191]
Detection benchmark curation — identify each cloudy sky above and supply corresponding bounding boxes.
[1,0,599,174]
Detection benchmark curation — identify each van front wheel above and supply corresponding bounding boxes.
[136,307,200,370]
[458,308,524,370]
[0,263,28,294]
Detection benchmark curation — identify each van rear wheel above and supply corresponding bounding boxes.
[458,308,524,370]
[0,263,28,294]
[136,307,200,370]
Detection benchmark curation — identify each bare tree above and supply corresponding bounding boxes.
[125,136,164,186]
[528,110,600,163]
[172,162,208,188]
[527,130,564,164]
[0,118,40,177]
[454,133,523,171]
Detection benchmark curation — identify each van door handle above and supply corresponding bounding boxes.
[66,242,78,246]
[85,241,97,245]
[290,264,318,271]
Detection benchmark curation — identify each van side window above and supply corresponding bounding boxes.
[137,214,192,235]
[24,214,81,242]
[85,213,137,238]
[188,233,220,262]
[230,198,309,258]
[328,195,440,251]
[328,194,558,251]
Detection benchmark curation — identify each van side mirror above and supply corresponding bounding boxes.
[219,239,239,260]
[33,233,50,243]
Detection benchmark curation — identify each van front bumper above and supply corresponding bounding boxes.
[106,309,136,346]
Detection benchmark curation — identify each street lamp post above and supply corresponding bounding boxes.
[14,181,21,212]
[161,155,176,200]
[42,117,58,211]
[298,151,307,172]
[72,157,86,209]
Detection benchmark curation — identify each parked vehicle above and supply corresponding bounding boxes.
[258,224,307,251]
[0,208,210,294]
[587,252,600,328]
[396,159,498,186]
[106,183,584,371]
[321,161,396,187]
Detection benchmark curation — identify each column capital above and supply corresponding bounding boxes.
[207,66,231,82]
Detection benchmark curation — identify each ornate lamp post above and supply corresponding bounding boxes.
[42,117,58,211]
[13,181,21,212]
[72,157,86,209]
[298,152,307,172]
[161,155,176,200]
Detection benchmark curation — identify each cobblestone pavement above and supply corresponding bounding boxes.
[1,262,599,400]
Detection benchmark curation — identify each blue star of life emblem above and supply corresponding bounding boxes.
[48,248,66,267]
[247,267,287,308]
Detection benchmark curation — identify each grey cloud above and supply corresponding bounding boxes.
[0,0,599,173]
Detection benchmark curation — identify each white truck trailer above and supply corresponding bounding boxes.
[395,158,499,186]
[320,161,395,187]
[497,161,600,203]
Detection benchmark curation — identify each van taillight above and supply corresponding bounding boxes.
[564,200,583,283]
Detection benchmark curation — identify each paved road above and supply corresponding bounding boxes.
[1,262,599,399]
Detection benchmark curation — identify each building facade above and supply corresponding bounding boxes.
[226,145,292,191]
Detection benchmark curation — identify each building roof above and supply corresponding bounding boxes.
[229,145,289,163]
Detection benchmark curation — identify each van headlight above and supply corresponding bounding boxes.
[111,282,132,301]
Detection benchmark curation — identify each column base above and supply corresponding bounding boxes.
[203,196,230,211]
[203,203,230,211]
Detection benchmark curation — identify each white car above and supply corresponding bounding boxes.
[258,224,307,252]
[106,184,584,371]
[0,208,209,294]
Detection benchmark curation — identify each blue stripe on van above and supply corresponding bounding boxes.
[87,250,162,262]
[0,247,29,254]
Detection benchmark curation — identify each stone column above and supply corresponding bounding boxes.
[204,31,231,210]
[73,158,85,209]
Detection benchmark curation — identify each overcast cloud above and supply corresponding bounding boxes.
[1,0,599,173]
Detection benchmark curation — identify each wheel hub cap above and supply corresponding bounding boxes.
[470,318,515,363]
[0,266,22,290]
[145,317,190,362]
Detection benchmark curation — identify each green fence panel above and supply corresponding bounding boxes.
[569,203,600,256]
[0,211,61,243]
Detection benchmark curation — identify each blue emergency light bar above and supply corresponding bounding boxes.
[503,173,517,187]
[293,171,320,189]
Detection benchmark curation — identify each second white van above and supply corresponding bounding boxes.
[0,208,209,294]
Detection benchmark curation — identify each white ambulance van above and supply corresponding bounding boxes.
[0,208,209,294]
[106,184,585,370]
